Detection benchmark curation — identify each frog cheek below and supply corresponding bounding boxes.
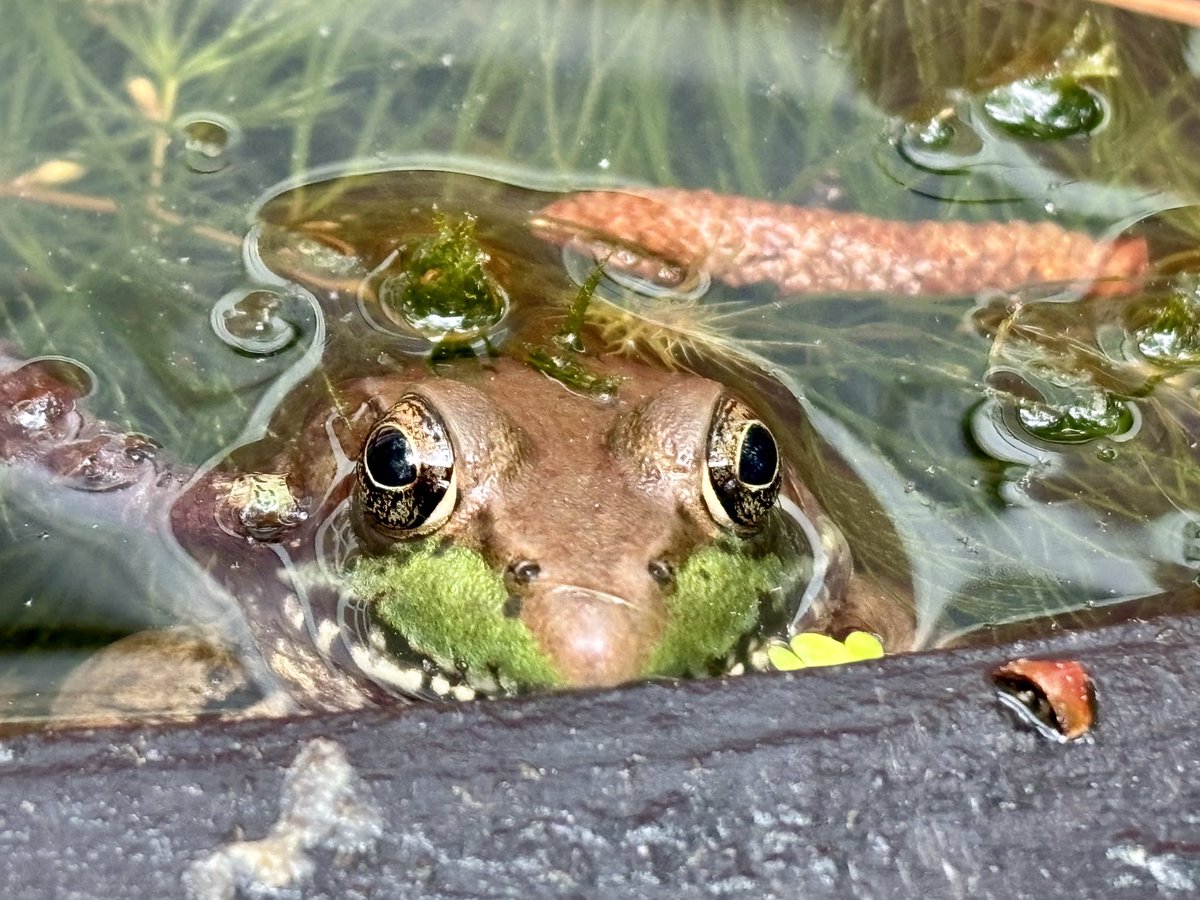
[644,545,792,678]
[348,541,566,694]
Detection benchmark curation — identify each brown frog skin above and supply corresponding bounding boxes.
[201,336,916,696]
[0,345,909,723]
[0,171,928,724]
[0,165,1142,724]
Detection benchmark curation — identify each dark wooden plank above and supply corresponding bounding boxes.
[1,612,1198,898]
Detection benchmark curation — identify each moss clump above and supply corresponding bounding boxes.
[348,542,562,688]
[982,77,1104,141]
[645,545,786,677]
[1015,391,1133,445]
[1134,292,1200,368]
[524,346,623,400]
[380,215,508,341]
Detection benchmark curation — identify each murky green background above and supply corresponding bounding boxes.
[3,0,1200,718]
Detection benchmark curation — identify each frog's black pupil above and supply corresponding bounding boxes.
[738,423,777,487]
[366,431,418,488]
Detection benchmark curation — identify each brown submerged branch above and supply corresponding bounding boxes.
[0,183,118,215]
[536,188,1149,298]
[0,179,240,250]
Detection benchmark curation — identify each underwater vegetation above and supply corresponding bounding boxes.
[2,0,1200,719]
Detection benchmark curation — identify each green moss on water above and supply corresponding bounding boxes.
[646,545,786,677]
[348,542,563,688]
[380,215,508,341]
[1016,392,1133,444]
[982,77,1105,141]
[524,346,623,400]
[1134,291,1200,368]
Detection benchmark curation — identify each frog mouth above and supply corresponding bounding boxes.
[341,601,563,702]
[521,582,782,687]
[334,533,794,700]
[342,597,779,702]
[344,611,522,702]
[517,582,664,689]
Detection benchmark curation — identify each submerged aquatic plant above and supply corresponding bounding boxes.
[0,0,1199,710]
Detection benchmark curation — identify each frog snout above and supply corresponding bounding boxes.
[519,583,666,688]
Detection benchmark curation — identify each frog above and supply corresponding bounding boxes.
[0,168,1143,725]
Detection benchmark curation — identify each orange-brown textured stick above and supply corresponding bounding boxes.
[534,188,1148,297]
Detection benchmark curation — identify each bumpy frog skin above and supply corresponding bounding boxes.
[188,354,852,707]
[350,361,794,692]
[0,170,1144,723]
[0,347,866,717]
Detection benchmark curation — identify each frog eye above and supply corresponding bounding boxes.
[702,395,781,531]
[356,395,456,536]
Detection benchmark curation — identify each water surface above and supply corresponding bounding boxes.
[2,0,1199,720]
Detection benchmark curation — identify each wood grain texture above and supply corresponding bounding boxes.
[2,610,1198,898]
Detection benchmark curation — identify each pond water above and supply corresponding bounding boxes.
[2,0,1199,723]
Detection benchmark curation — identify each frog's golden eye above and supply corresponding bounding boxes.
[356,394,456,537]
[703,395,781,531]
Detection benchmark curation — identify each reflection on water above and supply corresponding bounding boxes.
[1,0,1200,724]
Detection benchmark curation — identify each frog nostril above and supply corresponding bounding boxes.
[507,559,541,585]
[503,595,523,618]
[648,559,675,587]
